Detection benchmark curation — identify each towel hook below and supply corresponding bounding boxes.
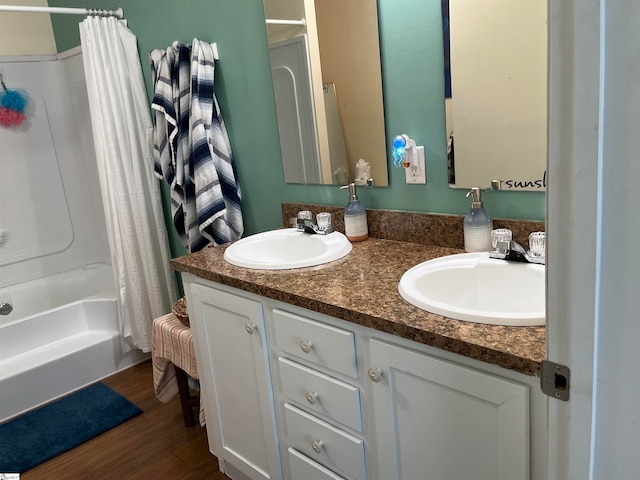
[0,73,7,92]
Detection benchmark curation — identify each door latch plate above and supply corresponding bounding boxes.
[541,360,570,401]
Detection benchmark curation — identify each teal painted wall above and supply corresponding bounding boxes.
[50,0,545,257]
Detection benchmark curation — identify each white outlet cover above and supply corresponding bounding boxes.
[405,146,426,184]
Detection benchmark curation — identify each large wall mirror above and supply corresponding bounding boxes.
[263,0,548,191]
[263,0,389,186]
[444,0,548,191]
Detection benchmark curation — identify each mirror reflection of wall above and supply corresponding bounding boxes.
[444,0,548,191]
[264,0,388,186]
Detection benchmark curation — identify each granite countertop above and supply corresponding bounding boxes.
[172,237,546,377]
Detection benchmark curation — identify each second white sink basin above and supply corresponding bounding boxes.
[399,252,545,326]
[224,228,352,270]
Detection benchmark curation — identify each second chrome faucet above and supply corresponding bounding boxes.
[489,229,546,264]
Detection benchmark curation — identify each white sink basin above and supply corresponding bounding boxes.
[223,228,352,270]
[398,252,545,326]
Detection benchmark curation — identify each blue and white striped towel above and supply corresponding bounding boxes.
[149,46,177,197]
[150,39,243,252]
[190,39,243,246]
[150,44,193,249]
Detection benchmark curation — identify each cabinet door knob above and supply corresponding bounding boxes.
[305,391,319,405]
[368,367,383,382]
[244,323,257,334]
[311,440,324,454]
[299,340,313,354]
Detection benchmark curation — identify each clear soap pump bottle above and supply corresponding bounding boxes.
[464,187,493,252]
[340,183,368,242]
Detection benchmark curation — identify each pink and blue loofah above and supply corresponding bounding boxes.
[0,74,28,127]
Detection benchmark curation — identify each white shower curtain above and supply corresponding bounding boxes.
[79,16,178,352]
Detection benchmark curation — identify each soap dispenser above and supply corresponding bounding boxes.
[464,187,493,252]
[340,183,368,242]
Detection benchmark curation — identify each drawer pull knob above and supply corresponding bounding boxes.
[368,367,383,382]
[305,391,319,405]
[311,440,324,454]
[299,340,313,354]
[244,323,257,335]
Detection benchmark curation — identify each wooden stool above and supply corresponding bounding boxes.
[174,366,199,427]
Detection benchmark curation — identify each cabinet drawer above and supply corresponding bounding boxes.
[272,309,357,378]
[288,448,347,480]
[283,403,366,480]
[279,357,362,431]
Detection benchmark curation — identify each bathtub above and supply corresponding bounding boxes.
[0,264,148,422]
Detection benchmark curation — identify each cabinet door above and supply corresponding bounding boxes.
[188,282,280,480]
[368,339,529,480]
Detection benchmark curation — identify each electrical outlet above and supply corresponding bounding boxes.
[405,146,426,184]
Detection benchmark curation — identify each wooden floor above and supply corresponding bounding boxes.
[23,360,226,480]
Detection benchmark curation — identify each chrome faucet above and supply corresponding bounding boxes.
[489,230,545,265]
[290,211,334,235]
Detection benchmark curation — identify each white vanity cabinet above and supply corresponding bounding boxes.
[367,339,529,480]
[183,275,545,480]
[184,276,281,480]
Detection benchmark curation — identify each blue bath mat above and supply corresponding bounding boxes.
[0,382,142,473]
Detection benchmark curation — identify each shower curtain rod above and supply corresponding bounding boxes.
[0,5,123,19]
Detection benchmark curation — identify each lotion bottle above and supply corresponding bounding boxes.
[340,183,368,242]
[464,187,493,252]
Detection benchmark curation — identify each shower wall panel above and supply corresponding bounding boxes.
[0,52,110,289]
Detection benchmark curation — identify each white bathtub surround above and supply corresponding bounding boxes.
[80,17,177,352]
[0,265,147,422]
